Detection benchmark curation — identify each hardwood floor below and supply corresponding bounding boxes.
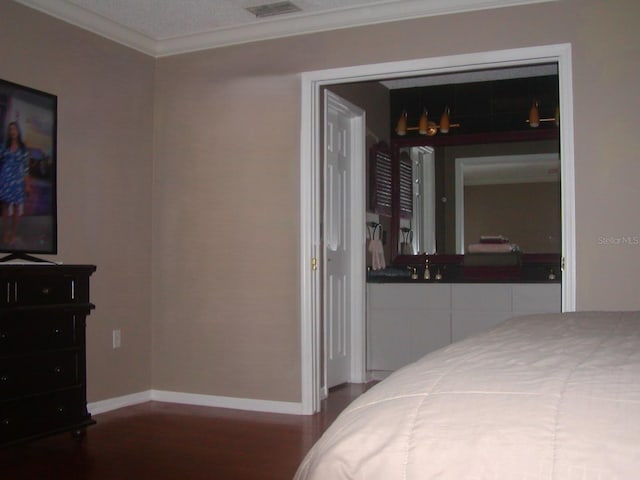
[0,383,374,479]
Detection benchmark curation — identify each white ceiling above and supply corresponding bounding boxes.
[14,0,555,57]
[461,154,560,186]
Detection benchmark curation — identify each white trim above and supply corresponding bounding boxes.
[557,48,576,312]
[151,390,304,415]
[300,43,577,414]
[369,370,393,382]
[15,0,557,57]
[349,109,367,384]
[88,390,304,415]
[300,71,321,415]
[455,158,466,255]
[87,390,152,415]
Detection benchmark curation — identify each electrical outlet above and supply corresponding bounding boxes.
[112,329,121,349]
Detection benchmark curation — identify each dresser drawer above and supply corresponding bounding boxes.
[11,274,77,306]
[1,387,87,443]
[0,313,78,355]
[0,352,80,397]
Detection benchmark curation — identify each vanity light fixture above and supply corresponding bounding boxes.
[528,101,540,128]
[396,110,408,136]
[396,106,459,136]
[527,101,560,128]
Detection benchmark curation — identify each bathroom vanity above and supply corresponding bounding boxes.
[367,279,561,377]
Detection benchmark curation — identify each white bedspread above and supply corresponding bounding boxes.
[295,312,640,479]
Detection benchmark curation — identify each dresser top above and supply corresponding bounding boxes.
[0,264,96,273]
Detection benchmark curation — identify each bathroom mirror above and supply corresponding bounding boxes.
[454,153,561,254]
[398,146,436,256]
[390,137,561,263]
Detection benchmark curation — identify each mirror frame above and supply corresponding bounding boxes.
[454,152,560,254]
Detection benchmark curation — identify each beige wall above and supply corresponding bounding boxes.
[153,0,640,403]
[327,82,390,149]
[0,2,154,402]
[464,182,561,253]
[151,50,301,400]
[3,0,639,405]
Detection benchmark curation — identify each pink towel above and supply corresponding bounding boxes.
[467,242,515,253]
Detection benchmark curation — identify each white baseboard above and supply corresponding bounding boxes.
[368,370,393,382]
[320,385,328,401]
[88,390,152,415]
[151,390,304,415]
[88,390,305,416]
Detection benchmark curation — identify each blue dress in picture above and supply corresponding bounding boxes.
[0,147,29,205]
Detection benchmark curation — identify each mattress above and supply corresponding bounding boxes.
[295,311,640,479]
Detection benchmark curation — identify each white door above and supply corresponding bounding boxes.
[324,91,365,389]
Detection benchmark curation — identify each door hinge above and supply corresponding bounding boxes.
[311,257,318,271]
[561,256,566,271]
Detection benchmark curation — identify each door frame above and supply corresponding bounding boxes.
[299,43,576,414]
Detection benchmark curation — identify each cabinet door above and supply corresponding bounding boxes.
[368,307,451,371]
[368,284,451,372]
[451,284,513,342]
[512,284,561,314]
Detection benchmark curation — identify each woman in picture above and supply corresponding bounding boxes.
[0,121,30,246]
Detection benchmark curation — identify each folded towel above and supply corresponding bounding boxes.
[368,239,386,270]
[467,242,517,253]
[367,223,386,270]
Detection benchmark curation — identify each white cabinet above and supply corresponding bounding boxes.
[368,284,450,372]
[512,284,562,314]
[367,283,561,376]
[451,284,513,342]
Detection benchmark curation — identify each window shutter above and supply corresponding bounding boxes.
[369,143,392,216]
[398,151,413,219]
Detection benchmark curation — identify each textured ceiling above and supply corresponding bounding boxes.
[56,0,384,40]
[13,0,556,56]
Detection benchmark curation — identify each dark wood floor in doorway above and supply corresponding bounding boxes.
[0,383,373,480]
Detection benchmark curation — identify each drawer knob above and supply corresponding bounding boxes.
[2,418,9,426]
[54,328,63,335]
[0,374,8,382]
[0,332,6,340]
[42,287,51,295]
[53,366,62,374]
[57,406,65,414]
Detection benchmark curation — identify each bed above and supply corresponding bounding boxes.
[295,311,640,479]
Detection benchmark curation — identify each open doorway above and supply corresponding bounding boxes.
[300,44,576,414]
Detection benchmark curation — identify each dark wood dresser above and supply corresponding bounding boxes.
[0,264,96,447]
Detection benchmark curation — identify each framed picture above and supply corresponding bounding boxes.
[0,78,57,259]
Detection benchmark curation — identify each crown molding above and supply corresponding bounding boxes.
[14,0,557,58]
[13,0,156,55]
